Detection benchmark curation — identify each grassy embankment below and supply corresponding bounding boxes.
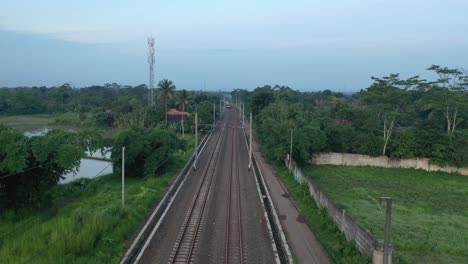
[0,136,195,264]
[0,113,115,137]
[304,165,468,264]
[274,165,370,264]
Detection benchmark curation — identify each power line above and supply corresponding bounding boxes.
[0,161,54,180]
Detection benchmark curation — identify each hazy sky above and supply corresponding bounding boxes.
[1,0,468,91]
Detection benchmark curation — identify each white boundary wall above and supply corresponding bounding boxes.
[311,152,468,176]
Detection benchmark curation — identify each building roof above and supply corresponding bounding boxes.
[167,108,191,116]
[335,119,353,127]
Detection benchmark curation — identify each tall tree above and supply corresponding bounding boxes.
[250,86,275,116]
[423,65,468,135]
[157,79,176,125]
[361,74,421,155]
[0,127,84,208]
[112,127,183,178]
[176,89,191,137]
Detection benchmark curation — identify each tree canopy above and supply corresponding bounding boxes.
[0,127,86,208]
[241,65,468,167]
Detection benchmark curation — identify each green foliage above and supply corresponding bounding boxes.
[0,140,194,264]
[323,121,356,153]
[0,125,28,173]
[450,129,468,167]
[93,112,115,127]
[111,127,184,178]
[430,144,450,166]
[306,165,468,264]
[157,79,176,124]
[196,101,215,125]
[422,65,468,135]
[352,133,382,156]
[235,65,467,166]
[0,128,85,209]
[390,129,420,158]
[275,166,371,263]
[250,86,276,116]
[255,102,327,164]
[360,74,423,155]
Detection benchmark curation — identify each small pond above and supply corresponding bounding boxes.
[24,128,113,184]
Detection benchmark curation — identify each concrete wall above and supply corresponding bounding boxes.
[311,152,468,176]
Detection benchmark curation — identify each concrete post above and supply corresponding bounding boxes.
[373,239,393,264]
[342,209,346,232]
[382,197,392,264]
[242,103,244,128]
[122,146,125,207]
[249,112,252,170]
[289,129,293,169]
[194,112,198,170]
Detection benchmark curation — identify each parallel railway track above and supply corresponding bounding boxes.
[167,124,224,264]
[224,126,244,264]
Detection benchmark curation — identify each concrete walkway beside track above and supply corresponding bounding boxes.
[252,138,330,264]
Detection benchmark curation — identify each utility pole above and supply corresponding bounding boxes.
[213,102,216,128]
[249,112,253,170]
[122,146,125,207]
[241,103,244,128]
[194,112,198,170]
[381,197,393,264]
[181,114,184,138]
[289,129,293,169]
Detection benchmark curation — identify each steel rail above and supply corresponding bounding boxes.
[167,122,225,264]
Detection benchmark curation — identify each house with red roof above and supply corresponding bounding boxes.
[167,108,191,122]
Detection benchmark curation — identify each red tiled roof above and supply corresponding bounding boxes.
[167,108,191,116]
[336,119,353,127]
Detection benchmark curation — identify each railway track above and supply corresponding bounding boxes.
[167,123,225,264]
[224,125,244,264]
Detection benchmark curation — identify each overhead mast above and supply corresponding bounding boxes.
[147,37,155,106]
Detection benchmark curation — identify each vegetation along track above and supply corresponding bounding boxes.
[167,123,225,264]
[224,125,244,264]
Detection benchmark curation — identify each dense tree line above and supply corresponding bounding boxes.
[0,80,223,210]
[0,81,221,131]
[235,65,468,167]
[111,127,185,178]
[0,127,100,208]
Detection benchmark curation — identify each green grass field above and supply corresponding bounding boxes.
[304,165,468,264]
[0,113,87,132]
[275,165,370,264]
[0,114,61,131]
[0,148,193,263]
[0,113,117,138]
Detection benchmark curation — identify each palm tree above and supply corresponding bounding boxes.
[157,79,176,125]
[176,90,191,137]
